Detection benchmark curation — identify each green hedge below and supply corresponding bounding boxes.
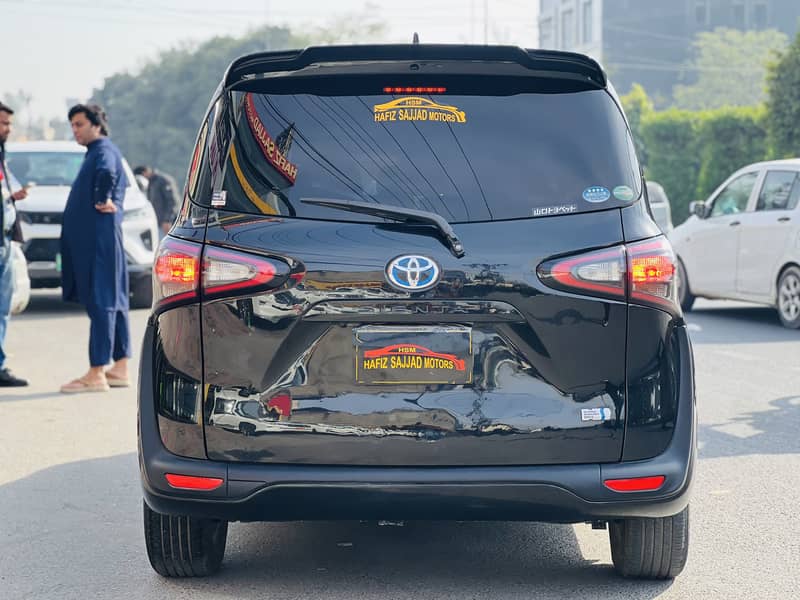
[696,106,767,200]
[640,110,700,225]
[639,106,768,225]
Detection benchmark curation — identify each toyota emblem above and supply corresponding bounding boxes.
[386,255,440,292]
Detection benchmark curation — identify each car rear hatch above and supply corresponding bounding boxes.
[191,47,643,466]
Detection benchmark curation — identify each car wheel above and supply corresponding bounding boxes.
[609,506,689,579]
[143,500,228,577]
[130,275,153,309]
[777,266,800,329]
[676,259,695,312]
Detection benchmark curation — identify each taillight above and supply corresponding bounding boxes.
[537,246,626,301]
[154,237,202,310]
[537,236,680,315]
[627,237,678,311]
[153,237,298,312]
[202,245,281,297]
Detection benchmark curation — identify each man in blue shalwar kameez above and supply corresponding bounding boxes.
[60,104,131,393]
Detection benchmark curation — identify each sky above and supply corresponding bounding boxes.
[1,0,539,121]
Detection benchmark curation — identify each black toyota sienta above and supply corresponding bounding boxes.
[139,44,695,580]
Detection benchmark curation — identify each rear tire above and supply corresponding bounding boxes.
[676,259,695,312]
[143,500,228,577]
[776,266,800,329]
[609,506,689,579]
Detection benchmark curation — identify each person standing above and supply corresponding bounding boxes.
[133,165,179,237]
[60,104,131,393]
[0,101,28,387]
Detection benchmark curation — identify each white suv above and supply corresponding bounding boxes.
[6,141,159,308]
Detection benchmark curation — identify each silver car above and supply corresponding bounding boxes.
[646,181,673,233]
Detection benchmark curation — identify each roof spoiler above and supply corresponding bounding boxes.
[224,44,606,89]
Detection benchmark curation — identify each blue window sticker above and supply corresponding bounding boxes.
[613,185,635,202]
[582,186,611,203]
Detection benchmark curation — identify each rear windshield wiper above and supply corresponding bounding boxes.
[301,198,466,258]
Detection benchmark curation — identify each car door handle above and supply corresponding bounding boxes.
[729,221,741,226]
[777,216,791,223]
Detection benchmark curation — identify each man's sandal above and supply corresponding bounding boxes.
[105,374,131,388]
[60,378,111,394]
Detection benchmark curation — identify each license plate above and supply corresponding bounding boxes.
[355,326,473,385]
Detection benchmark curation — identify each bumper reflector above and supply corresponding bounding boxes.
[165,473,225,491]
[603,475,666,493]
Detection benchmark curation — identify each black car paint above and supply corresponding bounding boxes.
[141,44,693,525]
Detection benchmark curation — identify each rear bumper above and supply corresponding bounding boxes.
[139,324,695,524]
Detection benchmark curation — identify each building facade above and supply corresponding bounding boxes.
[538,0,799,99]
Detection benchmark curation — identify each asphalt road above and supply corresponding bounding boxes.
[1,293,798,599]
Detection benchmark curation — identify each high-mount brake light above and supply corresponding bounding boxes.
[382,87,447,94]
[537,236,680,315]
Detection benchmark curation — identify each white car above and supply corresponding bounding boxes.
[10,242,30,315]
[669,159,800,328]
[5,141,158,308]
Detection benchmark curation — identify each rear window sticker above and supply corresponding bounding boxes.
[373,97,467,124]
[582,186,611,203]
[613,185,635,202]
[243,93,299,184]
[581,407,613,422]
[211,191,227,207]
[532,204,578,217]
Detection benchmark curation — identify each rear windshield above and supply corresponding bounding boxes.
[6,152,83,187]
[209,85,641,222]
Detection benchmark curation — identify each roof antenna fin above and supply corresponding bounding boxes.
[412,32,420,44]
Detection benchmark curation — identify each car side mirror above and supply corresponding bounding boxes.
[689,201,708,219]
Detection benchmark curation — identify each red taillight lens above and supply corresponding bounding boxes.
[604,475,666,493]
[627,237,678,312]
[537,246,626,300]
[154,237,202,310]
[537,236,680,315]
[165,473,224,491]
[153,238,298,312]
[202,246,278,296]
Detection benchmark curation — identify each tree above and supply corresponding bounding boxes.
[672,28,788,110]
[91,12,386,185]
[620,84,653,166]
[766,29,800,158]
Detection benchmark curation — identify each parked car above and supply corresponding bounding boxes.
[669,159,800,328]
[5,141,159,308]
[10,242,30,315]
[646,181,674,233]
[139,45,695,580]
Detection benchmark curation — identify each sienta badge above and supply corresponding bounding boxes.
[582,186,611,203]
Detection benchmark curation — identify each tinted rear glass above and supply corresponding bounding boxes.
[214,85,640,222]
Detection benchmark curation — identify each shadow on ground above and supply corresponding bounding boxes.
[699,395,800,459]
[0,454,674,600]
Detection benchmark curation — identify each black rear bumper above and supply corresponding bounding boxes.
[139,323,695,524]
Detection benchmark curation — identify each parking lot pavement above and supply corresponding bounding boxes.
[1,294,798,599]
